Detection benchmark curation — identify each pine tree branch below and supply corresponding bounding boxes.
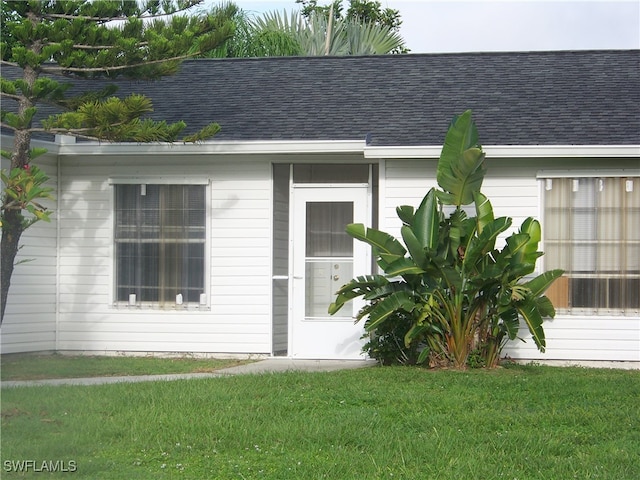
[30,128,103,141]
[0,123,113,140]
[0,92,22,102]
[43,42,150,50]
[39,53,200,75]
[40,12,193,23]
[40,5,202,24]
[1,60,20,68]
[41,12,132,22]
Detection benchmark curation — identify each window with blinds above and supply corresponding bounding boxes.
[114,184,206,308]
[543,176,639,314]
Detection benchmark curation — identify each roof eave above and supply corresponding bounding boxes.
[55,139,366,156]
[364,145,640,159]
[3,135,638,159]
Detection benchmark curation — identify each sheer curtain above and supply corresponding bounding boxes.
[305,202,354,318]
[543,177,639,315]
[115,184,206,308]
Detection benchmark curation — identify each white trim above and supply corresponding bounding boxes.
[59,140,366,156]
[108,181,115,307]
[55,152,62,351]
[364,145,640,159]
[4,133,638,159]
[537,169,640,179]
[378,158,386,233]
[292,183,369,189]
[108,176,211,185]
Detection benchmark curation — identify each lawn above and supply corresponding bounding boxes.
[0,354,250,381]
[1,364,639,479]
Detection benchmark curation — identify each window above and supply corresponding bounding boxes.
[543,176,639,314]
[114,184,206,308]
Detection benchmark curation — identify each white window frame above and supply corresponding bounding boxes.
[109,177,211,310]
[538,170,640,316]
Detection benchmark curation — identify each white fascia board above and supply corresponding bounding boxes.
[1,134,60,154]
[364,145,640,159]
[363,146,441,159]
[57,139,366,156]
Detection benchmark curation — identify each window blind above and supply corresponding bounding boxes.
[114,184,206,308]
[543,177,639,314]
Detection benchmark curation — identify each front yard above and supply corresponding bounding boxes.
[1,364,639,479]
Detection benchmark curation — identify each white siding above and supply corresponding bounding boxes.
[55,155,272,354]
[381,157,640,362]
[503,316,640,362]
[1,155,58,354]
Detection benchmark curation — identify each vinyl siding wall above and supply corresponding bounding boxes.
[381,157,640,363]
[1,154,58,354]
[54,154,272,354]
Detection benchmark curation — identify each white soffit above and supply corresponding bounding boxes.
[363,145,640,159]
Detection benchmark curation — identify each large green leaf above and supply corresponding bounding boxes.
[511,218,543,269]
[473,191,494,236]
[499,308,521,341]
[396,205,414,225]
[436,110,486,206]
[504,231,541,277]
[365,291,416,330]
[378,252,406,270]
[535,295,556,318]
[447,208,470,260]
[463,216,512,270]
[412,188,439,251]
[346,224,406,256]
[384,257,425,277]
[363,282,411,302]
[516,297,546,352]
[329,274,390,315]
[401,226,427,269]
[524,269,565,297]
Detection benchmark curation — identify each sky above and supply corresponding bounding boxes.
[210,0,640,53]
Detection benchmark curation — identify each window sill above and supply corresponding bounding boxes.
[112,303,211,312]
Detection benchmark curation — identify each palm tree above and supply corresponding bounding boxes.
[202,3,406,58]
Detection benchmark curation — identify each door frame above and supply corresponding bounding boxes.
[288,184,371,359]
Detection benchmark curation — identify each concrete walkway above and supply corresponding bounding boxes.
[1,358,377,388]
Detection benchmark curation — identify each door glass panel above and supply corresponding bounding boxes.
[306,202,353,256]
[305,260,353,317]
[305,202,353,318]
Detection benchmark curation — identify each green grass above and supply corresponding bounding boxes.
[0,354,250,381]
[2,365,639,479]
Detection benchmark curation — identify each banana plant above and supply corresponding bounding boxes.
[1,158,53,230]
[330,110,563,368]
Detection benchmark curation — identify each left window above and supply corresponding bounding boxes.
[114,184,206,308]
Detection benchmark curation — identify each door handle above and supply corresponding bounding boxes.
[333,275,340,281]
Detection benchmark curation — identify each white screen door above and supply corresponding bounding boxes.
[290,187,369,359]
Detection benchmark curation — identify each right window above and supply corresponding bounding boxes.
[543,176,639,315]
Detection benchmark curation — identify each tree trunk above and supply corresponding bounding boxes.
[1,129,31,324]
[0,210,24,324]
[1,57,38,323]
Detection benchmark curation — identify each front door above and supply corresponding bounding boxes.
[290,187,369,359]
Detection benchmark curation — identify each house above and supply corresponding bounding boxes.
[1,50,639,362]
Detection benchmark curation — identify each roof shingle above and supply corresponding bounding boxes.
[5,50,640,146]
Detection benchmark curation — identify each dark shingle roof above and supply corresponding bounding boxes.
[6,50,640,146]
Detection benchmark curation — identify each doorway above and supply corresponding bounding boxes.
[289,186,370,358]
